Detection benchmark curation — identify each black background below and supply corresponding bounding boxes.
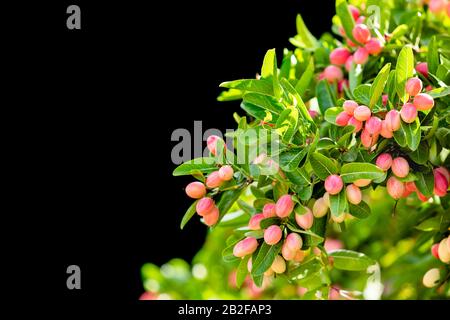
[14,0,336,303]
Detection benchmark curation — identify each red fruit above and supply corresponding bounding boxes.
[275,195,295,218]
[325,175,344,195]
[347,38,357,47]
[185,181,207,199]
[413,93,434,111]
[429,0,446,13]
[391,157,410,178]
[348,4,360,20]
[346,184,362,205]
[365,116,382,135]
[415,62,429,79]
[324,65,344,83]
[196,197,215,216]
[353,105,371,121]
[400,103,418,123]
[285,233,303,251]
[376,153,393,171]
[330,48,351,65]
[431,243,440,259]
[295,208,314,230]
[352,24,371,44]
[263,203,277,218]
[348,116,363,133]
[416,190,430,202]
[353,47,369,64]
[385,110,401,131]
[336,111,352,126]
[434,169,449,197]
[361,128,379,148]
[218,165,234,181]
[248,213,265,230]
[380,120,393,138]
[207,135,221,155]
[206,171,224,188]
[345,55,353,72]
[308,109,319,118]
[401,188,413,198]
[264,225,282,245]
[405,77,423,97]
[405,181,417,192]
[435,167,450,183]
[343,100,358,115]
[233,237,258,257]
[203,207,219,226]
[382,94,388,106]
[365,38,383,55]
[387,176,405,200]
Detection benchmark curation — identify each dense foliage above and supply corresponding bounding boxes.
[147,0,450,300]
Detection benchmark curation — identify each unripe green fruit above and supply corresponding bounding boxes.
[185,181,206,199]
[313,197,328,218]
[422,268,440,288]
[271,255,286,274]
[323,192,330,207]
[218,165,234,181]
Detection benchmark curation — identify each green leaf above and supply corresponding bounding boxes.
[173,157,217,176]
[260,217,280,229]
[285,168,311,186]
[316,80,335,114]
[427,36,439,75]
[393,124,407,147]
[324,107,343,125]
[295,57,315,95]
[220,79,273,96]
[349,62,363,93]
[436,128,450,149]
[329,250,375,271]
[310,152,338,180]
[222,235,245,262]
[340,162,385,183]
[428,86,450,98]
[409,141,429,165]
[353,84,371,106]
[261,49,275,78]
[294,14,318,49]
[329,190,347,218]
[236,255,250,289]
[243,93,284,115]
[415,172,434,198]
[385,70,397,104]
[279,148,309,172]
[180,200,199,230]
[240,101,267,120]
[216,186,246,223]
[402,118,421,151]
[252,242,283,276]
[280,78,315,125]
[389,24,408,41]
[395,46,414,103]
[369,63,391,108]
[348,201,371,219]
[336,0,358,44]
